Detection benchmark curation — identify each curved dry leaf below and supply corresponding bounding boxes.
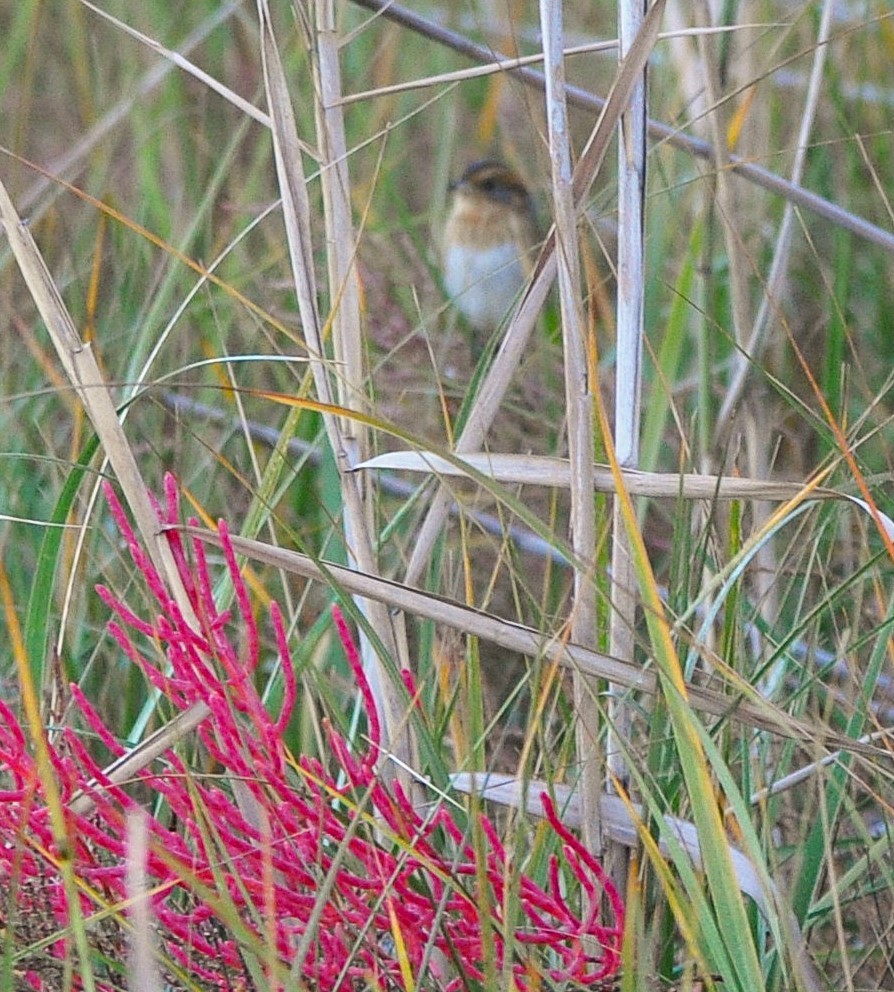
[451,773,770,910]
[356,450,862,503]
[450,772,821,992]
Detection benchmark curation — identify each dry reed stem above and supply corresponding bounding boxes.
[338,25,769,107]
[605,0,653,891]
[716,0,836,438]
[0,174,218,817]
[257,0,409,774]
[451,772,785,924]
[180,523,888,762]
[404,2,666,587]
[125,808,162,992]
[356,450,850,501]
[311,0,415,768]
[81,0,270,127]
[540,0,603,864]
[0,179,196,627]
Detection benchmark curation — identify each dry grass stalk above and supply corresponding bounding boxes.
[257,0,409,775]
[0,178,199,640]
[540,0,602,864]
[403,0,667,590]
[181,523,889,763]
[605,0,654,891]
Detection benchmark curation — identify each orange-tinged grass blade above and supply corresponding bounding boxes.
[0,557,97,990]
[179,483,273,609]
[786,318,894,566]
[615,790,719,988]
[84,211,106,348]
[726,85,756,151]
[592,384,765,988]
[0,146,306,352]
[387,898,416,992]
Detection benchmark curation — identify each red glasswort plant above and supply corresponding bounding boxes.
[0,475,623,991]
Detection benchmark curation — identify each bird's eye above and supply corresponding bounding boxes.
[480,177,497,192]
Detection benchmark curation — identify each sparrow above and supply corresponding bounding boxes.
[442,160,541,347]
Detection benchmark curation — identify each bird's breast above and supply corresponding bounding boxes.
[443,241,526,332]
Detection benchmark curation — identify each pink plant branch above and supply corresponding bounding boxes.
[0,475,623,991]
